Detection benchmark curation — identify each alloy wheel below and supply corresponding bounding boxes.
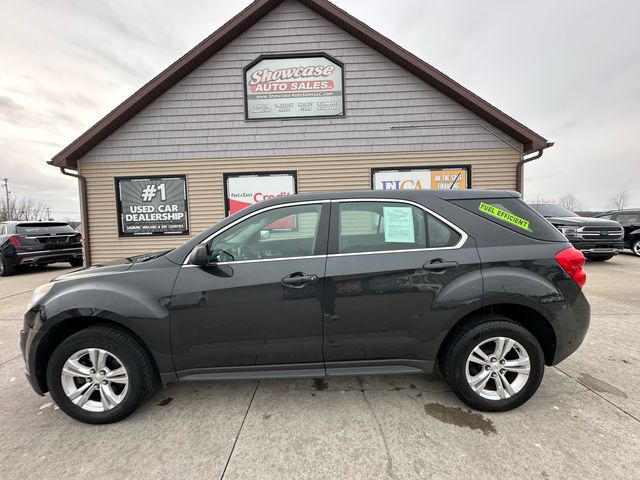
[465,336,531,400]
[633,241,640,257]
[60,348,129,412]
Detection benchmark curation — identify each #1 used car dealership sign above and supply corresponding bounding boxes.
[245,55,344,119]
[116,176,189,236]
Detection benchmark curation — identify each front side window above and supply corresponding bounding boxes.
[337,202,460,254]
[207,204,322,262]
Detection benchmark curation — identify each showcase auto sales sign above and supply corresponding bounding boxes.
[245,55,344,119]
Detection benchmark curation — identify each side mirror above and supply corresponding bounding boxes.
[259,229,271,240]
[189,245,209,266]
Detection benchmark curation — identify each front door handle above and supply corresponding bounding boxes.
[282,272,319,288]
[423,259,459,271]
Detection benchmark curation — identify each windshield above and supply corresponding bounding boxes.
[529,204,577,218]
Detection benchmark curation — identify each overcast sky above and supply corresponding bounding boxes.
[1,0,638,220]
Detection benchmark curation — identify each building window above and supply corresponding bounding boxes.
[224,172,297,217]
[371,166,470,191]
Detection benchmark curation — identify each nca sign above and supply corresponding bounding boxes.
[245,54,344,120]
[373,167,469,191]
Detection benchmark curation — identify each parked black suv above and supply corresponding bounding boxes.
[0,221,83,276]
[21,190,590,423]
[529,203,624,261]
[595,210,640,257]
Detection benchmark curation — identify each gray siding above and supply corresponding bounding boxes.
[81,0,522,164]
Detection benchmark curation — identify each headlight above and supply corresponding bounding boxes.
[27,282,54,310]
[558,226,579,237]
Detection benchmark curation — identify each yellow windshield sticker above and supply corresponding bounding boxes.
[479,202,530,230]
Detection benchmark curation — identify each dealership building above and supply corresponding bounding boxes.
[51,0,552,264]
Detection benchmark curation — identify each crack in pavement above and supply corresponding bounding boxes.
[554,366,640,423]
[0,354,21,367]
[357,377,397,480]
[220,380,260,480]
[0,289,31,301]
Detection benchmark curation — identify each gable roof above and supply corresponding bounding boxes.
[51,0,551,169]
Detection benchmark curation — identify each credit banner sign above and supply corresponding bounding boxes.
[225,172,297,216]
[116,176,188,236]
[372,167,469,191]
[245,55,344,119]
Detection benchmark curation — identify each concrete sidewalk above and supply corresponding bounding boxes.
[1,258,639,479]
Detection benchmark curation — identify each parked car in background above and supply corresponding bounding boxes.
[595,210,640,257]
[0,221,83,276]
[22,190,590,423]
[529,203,624,261]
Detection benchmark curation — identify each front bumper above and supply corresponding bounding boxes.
[20,310,47,395]
[568,240,624,254]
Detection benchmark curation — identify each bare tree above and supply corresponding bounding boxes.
[0,193,50,222]
[610,191,631,210]
[558,193,582,212]
[526,195,556,205]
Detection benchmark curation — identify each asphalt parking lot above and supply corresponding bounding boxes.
[1,256,639,480]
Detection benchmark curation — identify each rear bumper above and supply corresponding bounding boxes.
[14,247,83,266]
[550,291,590,365]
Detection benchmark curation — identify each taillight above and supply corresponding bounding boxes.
[555,247,586,288]
[8,235,22,247]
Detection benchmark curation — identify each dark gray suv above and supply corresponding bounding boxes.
[21,190,590,423]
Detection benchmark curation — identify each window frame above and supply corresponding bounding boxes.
[327,198,467,256]
[185,201,331,266]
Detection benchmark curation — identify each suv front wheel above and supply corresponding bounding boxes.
[440,315,545,411]
[46,326,155,424]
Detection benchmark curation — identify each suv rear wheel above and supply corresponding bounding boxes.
[46,326,155,424]
[0,254,16,277]
[440,315,545,411]
[632,238,640,257]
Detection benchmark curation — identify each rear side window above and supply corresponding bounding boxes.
[337,202,460,254]
[15,223,76,235]
[452,198,565,242]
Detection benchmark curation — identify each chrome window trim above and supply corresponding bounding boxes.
[183,200,329,265]
[183,197,468,266]
[183,254,326,267]
[330,198,468,255]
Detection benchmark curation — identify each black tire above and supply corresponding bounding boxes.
[585,254,615,262]
[632,238,640,257]
[69,258,84,268]
[0,255,16,277]
[46,326,155,424]
[440,315,545,412]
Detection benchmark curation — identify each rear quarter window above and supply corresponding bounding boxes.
[451,198,566,242]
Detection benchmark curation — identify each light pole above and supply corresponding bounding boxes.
[2,178,10,221]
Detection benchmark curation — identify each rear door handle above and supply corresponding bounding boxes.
[282,272,319,288]
[423,260,459,271]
